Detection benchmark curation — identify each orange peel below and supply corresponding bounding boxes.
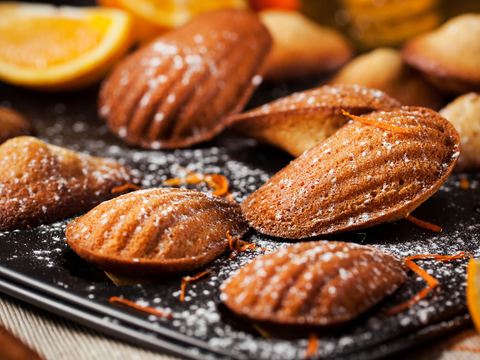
[342,109,410,134]
[109,296,172,318]
[180,271,211,301]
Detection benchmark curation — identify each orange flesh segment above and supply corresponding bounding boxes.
[109,296,172,318]
[180,271,211,301]
[341,109,410,134]
[386,252,472,316]
[0,18,107,67]
[404,213,442,232]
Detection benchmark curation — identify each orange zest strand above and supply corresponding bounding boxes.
[385,252,472,316]
[405,252,473,262]
[341,109,410,134]
[404,213,442,232]
[109,297,173,318]
[227,231,267,259]
[111,183,143,193]
[227,231,236,252]
[163,168,234,199]
[385,259,439,316]
[452,346,480,353]
[303,333,319,359]
[461,176,470,189]
[180,271,211,302]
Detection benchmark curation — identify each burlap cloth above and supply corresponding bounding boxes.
[1,290,479,360]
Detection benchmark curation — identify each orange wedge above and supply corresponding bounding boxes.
[467,258,480,333]
[0,2,132,92]
[97,0,248,43]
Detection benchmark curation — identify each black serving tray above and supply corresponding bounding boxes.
[1,71,480,359]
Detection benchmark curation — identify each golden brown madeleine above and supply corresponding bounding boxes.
[227,84,400,157]
[328,48,446,110]
[402,14,480,94]
[0,106,34,144]
[258,10,353,83]
[0,137,135,230]
[221,241,407,334]
[440,93,480,172]
[242,107,459,239]
[99,9,272,150]
[0,324,43,360]
[66,188,249,277]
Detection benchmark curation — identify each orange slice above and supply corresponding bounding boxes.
[467,258,480,333]
[98,0,248,43]
[0,2,132,91]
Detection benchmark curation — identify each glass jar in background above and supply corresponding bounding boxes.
[302,0,480,51]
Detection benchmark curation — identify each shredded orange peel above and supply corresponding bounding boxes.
[180,271,211,302]
[227,231,267,259]
[109,296,173,318]
[385,252,473,316]
[303,333,319,359]
[452,345,480,353]
[163,168,234,200]
[404,213,442,232]
[111,183,143,193]
[461,176,470,190]
[341,109,410,134]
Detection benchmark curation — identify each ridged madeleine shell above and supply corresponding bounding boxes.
[221,241,407,332]
[0,137,135,231]
[227,84,401,157]
[66,188,249,276]
[99,9,272,150]
[242,107,460,239]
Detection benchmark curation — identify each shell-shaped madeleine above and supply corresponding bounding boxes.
[221,241,407,331]
[242,107,460,239]
[0,107,34,144]
[402,14,480,94]
[440,93,480,173]
[99,9,272,150]
[66,188,249,276]
[0,137,135,231]
[227,84,401,157]
[327,48,446,110]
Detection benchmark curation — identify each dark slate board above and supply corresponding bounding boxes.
[0,70,479,359]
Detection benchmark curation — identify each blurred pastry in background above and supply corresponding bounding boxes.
[403,14,480,94]
[0,137,137,231]
[0,324,43,360]
[99,9,272,150]
[327,48,446,110]
[258,9,353,82]
[0,106,35,144]
[227,84,400,157]
[440,93,480,172]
